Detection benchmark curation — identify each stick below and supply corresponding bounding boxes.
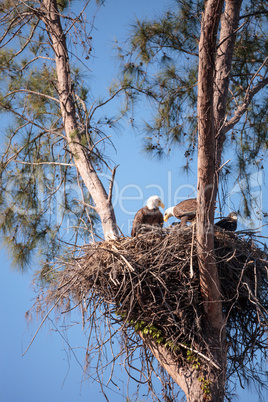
[112,245,135,272]
[217,158,231,173]
[177,342,221,370]
[108,165,119,204]
[190,224,195,278]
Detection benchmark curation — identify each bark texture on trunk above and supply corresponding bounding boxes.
[214,0,243,174]
[197,0,226,400]
[141,335,205,401]
[41,0,119,240]
[143,333,228,401]
[197,0,224,327]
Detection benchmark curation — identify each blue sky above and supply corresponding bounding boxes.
[1,0,268,401]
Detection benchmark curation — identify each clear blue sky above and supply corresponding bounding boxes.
[1,0,267,401]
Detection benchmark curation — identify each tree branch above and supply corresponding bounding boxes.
[88,87,124,121]
[13,159,74,167]
[223,76,268,135]
[108,165,119,205]
[214,0,243,173]
[41,0,119,240]
[4,89,60,104]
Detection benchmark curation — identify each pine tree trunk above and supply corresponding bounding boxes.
[196,0,226,400]
[41,0,119,240]
[214,0,243,176]
[141,336,205,401]
[142,2,235,399]
[143,334,227,401]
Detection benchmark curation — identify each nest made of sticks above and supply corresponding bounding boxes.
[42,224,268,369]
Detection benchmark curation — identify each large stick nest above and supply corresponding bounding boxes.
[30,224,268,401]
[42,224,268,378]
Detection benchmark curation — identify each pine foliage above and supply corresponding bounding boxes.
[117,0,268,179]
[0,0,118,275]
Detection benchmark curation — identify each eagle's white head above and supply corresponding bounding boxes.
[146,195,164,210]
[164,207,174,222]
[228,212,238,220]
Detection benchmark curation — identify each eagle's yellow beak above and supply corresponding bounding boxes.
[164,214,168,222]
[160,201,165,209]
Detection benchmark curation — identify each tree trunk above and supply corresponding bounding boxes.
[197,0,225,325]
[214,0,243,178]
[141,335,205,401]
[196,0,226,400]
[142,2,234,400]
[143,333,228,401]
[41,0,119,240]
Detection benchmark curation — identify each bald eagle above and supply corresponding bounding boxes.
[131,195,164,237]
[164,198,197,227]
[215,212,238,231]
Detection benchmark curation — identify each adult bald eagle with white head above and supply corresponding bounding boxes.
[131,195,164,237]
[164,198,197,227]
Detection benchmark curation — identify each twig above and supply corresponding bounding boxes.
[176,343,221,370]
[74,198,96,211]
[112,245,135,272]
[217,158,231,173]
[190,224,195,278]
[14,159,74,167]
[91,135,112,153]
[22,286,72,357]
[108,165,119,204]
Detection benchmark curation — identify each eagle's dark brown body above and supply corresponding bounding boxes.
[131,206,163,237]
[173,198,197,226]
[215,212,237,231]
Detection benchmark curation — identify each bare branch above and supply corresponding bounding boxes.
[13,159,74,167]
[74,198,96,211]
[7,20,39,62]
[90,135,112,152]
[108,165,118,204]
[17,55,54,72]
[88,88,124,121]
[4,88,60,104]
[0,12,33,48]
[216,20,247,50]
[217,158,231,173]
[223,76,268,135]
